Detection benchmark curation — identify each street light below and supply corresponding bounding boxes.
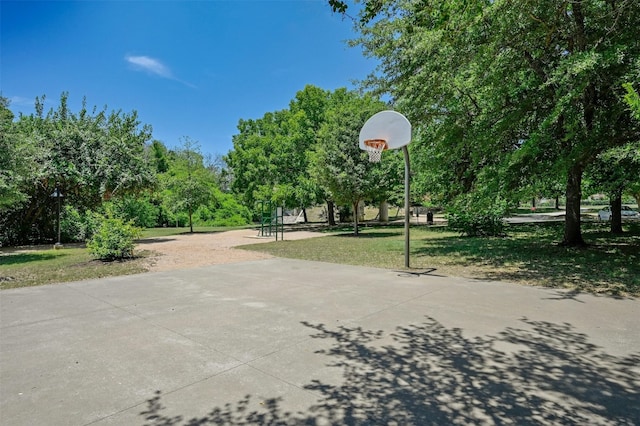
[50,185,64,249]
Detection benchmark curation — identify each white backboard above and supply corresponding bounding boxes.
[359,110,411,151]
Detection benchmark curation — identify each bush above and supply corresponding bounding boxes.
[110,196,160,228]
[60,205,84,242]
[195,205,213,222]
[191,192,251,227]
[446,208,506,237]
[212,212,249,226]
[61,206,101,242]
[87,216,141,261]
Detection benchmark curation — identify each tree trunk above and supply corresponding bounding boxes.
[555,195,560,210]
[189,206,193,233]
[302,207,308,223]
[610,192,624,234]
[327,200,336,226]
[562,165,585,246]
[632,192,640,212]
[379,201,389,222]
[353,201,359,236]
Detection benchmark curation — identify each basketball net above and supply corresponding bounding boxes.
[364,139,387,163]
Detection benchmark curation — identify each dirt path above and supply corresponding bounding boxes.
[138,228,326,272]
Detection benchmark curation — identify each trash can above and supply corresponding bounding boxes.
[427,210,434,225]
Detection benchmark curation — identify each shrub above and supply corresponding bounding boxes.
[211,212,248,226]
[61,206,102,242]
[195,205,213,222]
[110,196,160,228]
[61,206,84,242]
[87,216,141,261]
[446,207,506,237]
[192,192,251,227]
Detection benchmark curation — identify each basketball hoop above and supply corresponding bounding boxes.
[364,139,387,163]
[359,110,412,267]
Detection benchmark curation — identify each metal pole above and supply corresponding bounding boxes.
[56,188,61,245]
[402,146,410,268]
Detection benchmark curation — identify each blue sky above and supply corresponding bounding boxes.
[2,0,374,157]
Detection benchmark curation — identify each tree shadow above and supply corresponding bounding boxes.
[330,232,401,239]
[139,391,293,426]
[0,252,63,266]
[412,225,640,295]
[139,317,639,425]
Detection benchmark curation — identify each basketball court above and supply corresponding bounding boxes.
[1,258,638,425]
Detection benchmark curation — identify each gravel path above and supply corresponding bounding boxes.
[138,228,326,272]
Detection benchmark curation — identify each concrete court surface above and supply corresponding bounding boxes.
[1,258,638,426]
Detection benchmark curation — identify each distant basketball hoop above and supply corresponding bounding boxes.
[363,139,387,163]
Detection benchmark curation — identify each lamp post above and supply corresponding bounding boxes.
[50,185,63,249]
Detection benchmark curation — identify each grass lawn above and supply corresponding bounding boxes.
[0,226,251,290]
[2,222,638,296]
[0,247,151,290]
[239,221,640,296]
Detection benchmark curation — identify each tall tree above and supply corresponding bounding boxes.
[2,93,155,245]
[225,111,286,211]
[586,144,640,233]
[333,0,640,246]
[622,83,640,208]
[161,138,213,233]
[148,140,170,174]
[287,85,334,221]
[0,97,38,212]
[311,89,393,235]
[226,85,332,220]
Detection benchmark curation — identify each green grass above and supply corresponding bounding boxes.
[239,222,640,296]
[2,222,638,296]
[0,225,255,290]
[0,247,150,290]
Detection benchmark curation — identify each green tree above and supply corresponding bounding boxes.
[622,83,640,207]
[623,83,640,121]
[587,143,640,233]
[286,85,334,221]
[225,112,281,211]
[2,93,155,246]
[0,97,38,212]
[226,85,331,221]
[148,140,170,174]
[205,153,232,191]
[333,0,640,246]
[161,138,213,233]
[312,89,391,235]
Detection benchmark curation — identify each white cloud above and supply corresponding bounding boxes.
[124,54,195,88]
[125,55,173,78]
[9,96,35,107]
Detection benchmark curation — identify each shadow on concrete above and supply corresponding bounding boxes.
[139,317,639,425]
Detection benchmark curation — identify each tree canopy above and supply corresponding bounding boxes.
[312,89,399,234]
[0,94,249,246]
[331,0,640,245]
[1,94,156,245]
